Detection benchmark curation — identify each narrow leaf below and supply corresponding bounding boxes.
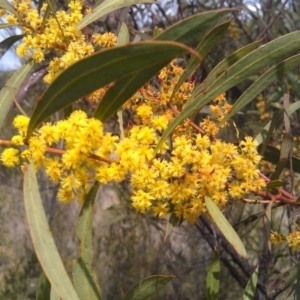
[255,101,300,145]
[36,273,51,300]
[267,264,300,299]
[157,31,300,150]
[258,144,300,174]
[164,213,180,242]
[95,10,228,121]
[219,53,300,125]
[23,161,80,300]
[190,39,262,102]
[206,251,220,300]
[259,111,282,156]
[116,22,129,139]
[50,287,61,300]
[271,132,293,180]
[155,9,233,45]
[26,41,189,137]
[0,0,17,14]
[93,60,170,121]
[266,180,286,189]
[171,20,231,99]
[122,275,175,300]
[0,34,23,61]
[73,182,102,300]
[243,266,259,300]
[78,0,154,30]
[0,23,16,29]
[117,22,130,45]
[264,202,272,252]
[42,0,59,26]
[107,214,127,226]
[205,196,247,258]
[0,61,34,131]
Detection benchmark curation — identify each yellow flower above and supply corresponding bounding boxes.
[11,135,24,146]
[153,203,169,217]
[44,157,61,182]
[271,231,286,246]
[39,123,60,145]
[57,187,73,203]
[6,14,18,25]
[240,136,258,153]
[136,104,153,119]
[13,115,30,136]
[131,190,154,213]
[1,148,20,167]
[151,115,169,131]
[92,32,117,47]
[287,231,300,250]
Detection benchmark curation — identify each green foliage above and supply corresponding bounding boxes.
[122,275,175,300]
[0,62,34,130]
[206,251,220,300]
[73,182,102,300]
[205,196,247,258]
[2,1,300,299]
[36,273,51,300]
[26,41,190,137]
[243,266,259,300]
[24,161,80,300]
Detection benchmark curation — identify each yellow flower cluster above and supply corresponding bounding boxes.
[0,3,266,222]
[1,106,264,221]
[5,0,117,83]
[270,231,286,246]
[271,230,300,251]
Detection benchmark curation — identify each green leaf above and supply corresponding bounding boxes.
[190,39,262,102]
[285,280,300,300]
[73,182,102,300]
[205,196,247,258]
[36,273,51,300]
[206,251,220,300]
[107,213,127,226]
[259,110,282,156]
[93,60,171,121]
[0,0,17,14]
[0,35,23,61]
[78,0,154,30]
[255,101,300,145]
[117,22,130,45]
[0,61,34,131]
[219,53,300,126]
[271,132,293,180]
[26,41,189,137]
[93,10,228,121]
[266,180,286,189]
[258,144,300,174]
[171,20,231,99]
[155,9,233,45]
[153,27,163,38]
[157,31,300,150]
[243,266,259,300]
[23,161,80,300]
[164,213,180,242]
[234,205,284,233]
[116,22,129,139]
[267,264,300,298]
[122,275,175,300]
[0,23,17,29]
[50,287,61,300]
[42,0,59,26]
